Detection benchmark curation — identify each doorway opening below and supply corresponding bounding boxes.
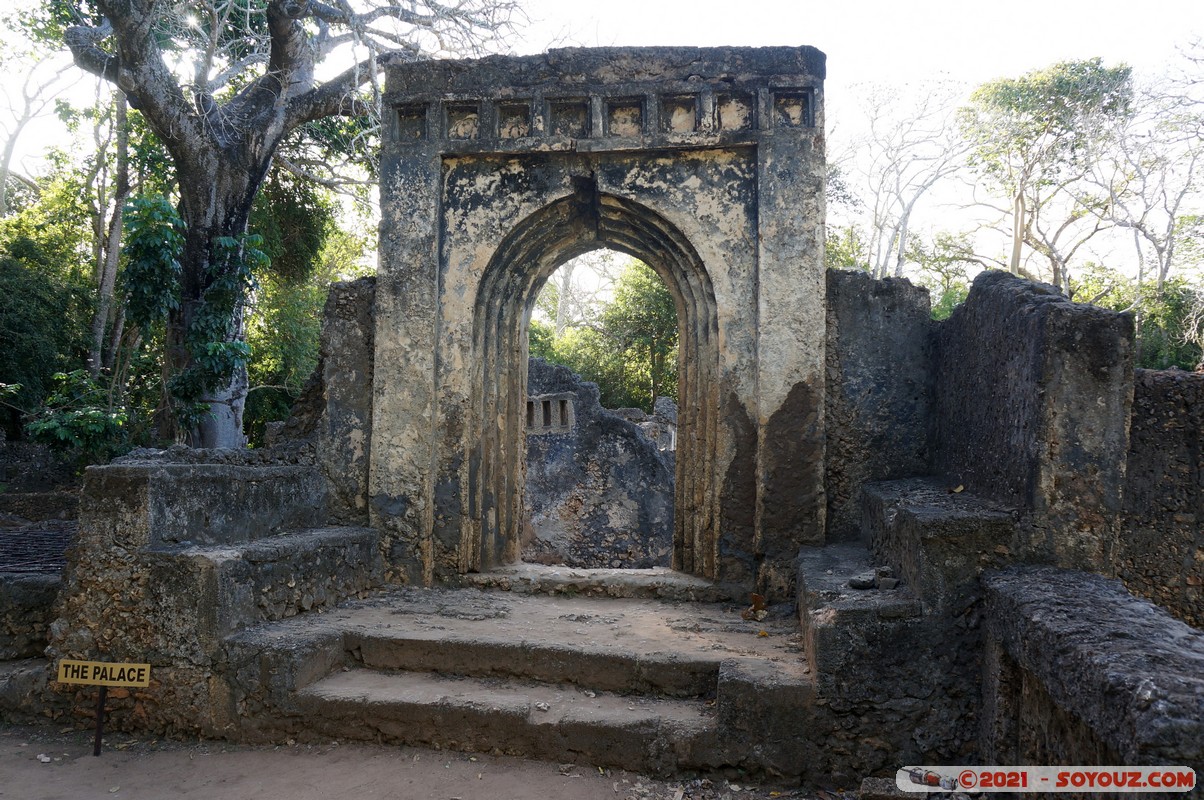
[522,248,680,568]
[469,189,722,578]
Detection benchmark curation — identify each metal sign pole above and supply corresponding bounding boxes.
[93,685,107,757]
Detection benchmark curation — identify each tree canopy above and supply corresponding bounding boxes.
[45,0,516,446]
[531,256,679,412]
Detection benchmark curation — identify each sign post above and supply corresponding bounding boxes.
[56,660,152,756]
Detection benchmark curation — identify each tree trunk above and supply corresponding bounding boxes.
[1009,191,1025,275]
[554,261,575,336]
[89,94,129,378]
[163,152,268,449]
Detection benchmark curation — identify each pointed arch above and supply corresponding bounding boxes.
[467,180,722,576]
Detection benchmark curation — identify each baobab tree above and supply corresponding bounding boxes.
[57,0,517,446]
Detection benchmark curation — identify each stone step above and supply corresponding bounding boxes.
[221,586,813,775]
[228,586,804,698]
[460,564,744,602]
[344,588,799,697]
[796,543,922,690]
[295,668,719,775]
[150,525,383,633]
[862,478,1018,614]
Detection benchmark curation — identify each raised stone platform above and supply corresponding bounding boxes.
[222,586,810,777]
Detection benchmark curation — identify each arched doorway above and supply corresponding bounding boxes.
[524,249,678,569]
[471,183,721,576]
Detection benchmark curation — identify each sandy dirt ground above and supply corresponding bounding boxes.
[1,723,832,800]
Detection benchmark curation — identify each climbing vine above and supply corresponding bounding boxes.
[122,194,267,429]
[167,233,268,429]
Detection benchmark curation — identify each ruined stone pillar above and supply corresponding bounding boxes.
[753,89,828,598]
[369,113,442,584]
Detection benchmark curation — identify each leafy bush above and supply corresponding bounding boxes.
[25,370,128,465]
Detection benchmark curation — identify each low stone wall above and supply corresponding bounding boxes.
[523,359,673,568]
[81,462,328,547]
[0,573,58,659]
[42,459,362,735]
[935,271,1133,573]
[823,270,935,543]
[1119,369,1203,629]
[982,566,1204,771]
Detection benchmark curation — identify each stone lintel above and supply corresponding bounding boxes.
[383,46,824,153]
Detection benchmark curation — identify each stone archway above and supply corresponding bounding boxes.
[369,46,828,598]
[472,186,720,576]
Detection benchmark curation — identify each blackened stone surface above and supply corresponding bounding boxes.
[824,271,935,542]
[796,543,980,781]
[0,572,58,659]
[1119,369,1203,629]
[983,566,1204,770]
[863,478,1017,614]
[523,359,673,568]
[936,271,1133,572]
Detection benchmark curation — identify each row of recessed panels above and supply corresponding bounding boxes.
[394,88,815,142]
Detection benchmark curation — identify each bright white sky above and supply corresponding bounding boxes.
[514,0,1201,88]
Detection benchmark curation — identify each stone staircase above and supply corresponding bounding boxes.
[790,477,1020,778]
[212,477,1023,782]
[221,582,812,777]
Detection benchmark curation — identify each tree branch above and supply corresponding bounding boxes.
[284,57,382,128]
[64,21,121,84]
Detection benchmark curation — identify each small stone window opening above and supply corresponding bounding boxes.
[526,393,575,434]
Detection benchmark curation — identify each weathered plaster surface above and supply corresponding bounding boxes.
[373,46,827,595]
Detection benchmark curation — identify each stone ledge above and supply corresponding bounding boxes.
[149,526,384,634]
[797,544,922,683]
[80,463,329,548]
[460,564,743,602]
[863,478,1017,614]
[983,566,1204,767]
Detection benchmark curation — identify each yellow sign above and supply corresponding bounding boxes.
[56,659,151,688]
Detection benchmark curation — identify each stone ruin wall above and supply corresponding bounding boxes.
[823,270,936,542]
[982,567,1203,771]
[818,269,1202,777]
[523,358,675,569]
[1119,369,1204,628]
[934,271,1135,574]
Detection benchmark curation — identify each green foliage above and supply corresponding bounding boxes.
[25,369,127,464]
[961,58,1133,190]
[0,174,94,280]
[906,232,976,320]
[602,261,678,406]
[826,225,870,272]
[243,276,324,446]
[11,0,105,46]
[243,216,372,446]
[1073,264,1204,370]
[528,319,555,361]
[249,165,337,283]
[531,258,678,411]
[0,235,92,422]
[122,194,183,332]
